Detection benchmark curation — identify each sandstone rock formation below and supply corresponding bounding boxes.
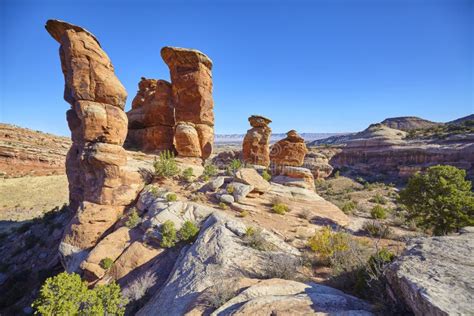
[303,151,334,180]
[272,166,315,190]
[161,46,214,159]
[386,227,474,315]
[125,78,174,152]
[46,19,143,271]
[242,115,272,166]
[270,130,308,167]
[234,167,270,193]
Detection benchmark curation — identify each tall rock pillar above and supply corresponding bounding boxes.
[161,47,214,159]
[242,115,272,167]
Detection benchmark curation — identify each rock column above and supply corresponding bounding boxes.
[161,47,214,159]
[46,20,142,271]
[242,115,272,167]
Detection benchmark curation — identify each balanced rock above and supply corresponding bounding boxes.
[125,78,175,153]
[161,46,214,159]
[270,130,308,167]
[174,122,202,157]
[242,115,272,166]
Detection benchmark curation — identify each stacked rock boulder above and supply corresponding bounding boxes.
[242,115,272,166]
[46,20,143,271]
[270,130,314,189]
[125,78,175,152]
[161,47,215,159]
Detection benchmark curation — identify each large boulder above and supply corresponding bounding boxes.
[386,228,474,315]
[270,130,308,167]
[234,167,270,193]
[242,115,272,167]
[272,166,315,190]
[303,151,334,180]
[174,122,202,157]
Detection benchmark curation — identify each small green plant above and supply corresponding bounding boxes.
[154,150,179,178]
[125,209,140,229]
[219,202,228,210]
[181,167,194,182]
[262,169,271,181]
[32,272,126,315]
[100,257,114,270]
[160,220,177,248]
[226,185,234,194]
[370,194,387,205]
[307,226,350,263]
[342,201,356,214]
[334,170,340,178]
[362,221,393,238]
[227,159,242,175]
[237,210,249,217]
[272,203,289,215]
[243,227,271,251]
[370,205,387,219]
[178,221,200,242]
[202,164,218,180]
[166,193,178,202]
[149,185,159,197]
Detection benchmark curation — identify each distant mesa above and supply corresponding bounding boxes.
[380,116,441,131]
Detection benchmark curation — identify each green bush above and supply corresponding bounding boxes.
[182,167,194,182]
[261,169,271,181]
[370,205,387,219]
[32,272,126,315]
[399,165,474,235]
[362,221,393,238]
[226,185,234,194]
[166,193,178,202]
[227,159,242,175]
[243,227,272,251]
[154,150,179,178]
[307,226,350,263]
[334,170,340,178]
[178,221,200,242]
[125,209,140,229]
[160,220,177,248]
[100,257,114,270]
[370,194,387,205]
[272,203,289,215]
[219,202,228,210]
[237,210,249,217]
[202,164,218,180]
[342,201,356,214]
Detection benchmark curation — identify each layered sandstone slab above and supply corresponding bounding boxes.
[242,115,272,166]
[161,46,214,159]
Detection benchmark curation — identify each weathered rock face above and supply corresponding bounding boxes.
[161,46,214,159]
[272,166,315,190]
[242,115,272,166]
[270,130,308,167]
[329,124,474,182]
[125,78,175,152]
[46,19,143,272]
[386,228,474,316]
[303,151,334,180]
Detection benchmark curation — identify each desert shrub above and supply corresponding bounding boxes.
[243,227,272,251]
[370,194,387,205]
[154,150,179,178]
[307,226,350,264]
[125,209,140,229]
[202,281,238,309]
[362,221,393,239]
[181,167,194,182]
[226,185,234,194]
[264,254,301,280]
[272,203,289,215]
[262,169,272,181]
[333,170,340,178]
[399,165,474,235]
[227,159,242,175]
[370,205,387,219]
[100,257,114,270]
[237,210,249,217]
[160,220,177,248]
[32,272,126,315]
[178,221,200,242]
[218,202,228,210]
[122,271,157,302]
[202,164,218,180]
[166,193,178,202]
[341,201,356,214]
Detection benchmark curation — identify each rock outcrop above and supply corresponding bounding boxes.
[161,47,214,159]
[46,20,143,271]
[242,115,272,166]
[125,78,175,152]
[386,227,474,315]
[270,130,308,167]
[303,151,334,180]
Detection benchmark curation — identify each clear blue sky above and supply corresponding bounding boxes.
[1,0,472,136]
